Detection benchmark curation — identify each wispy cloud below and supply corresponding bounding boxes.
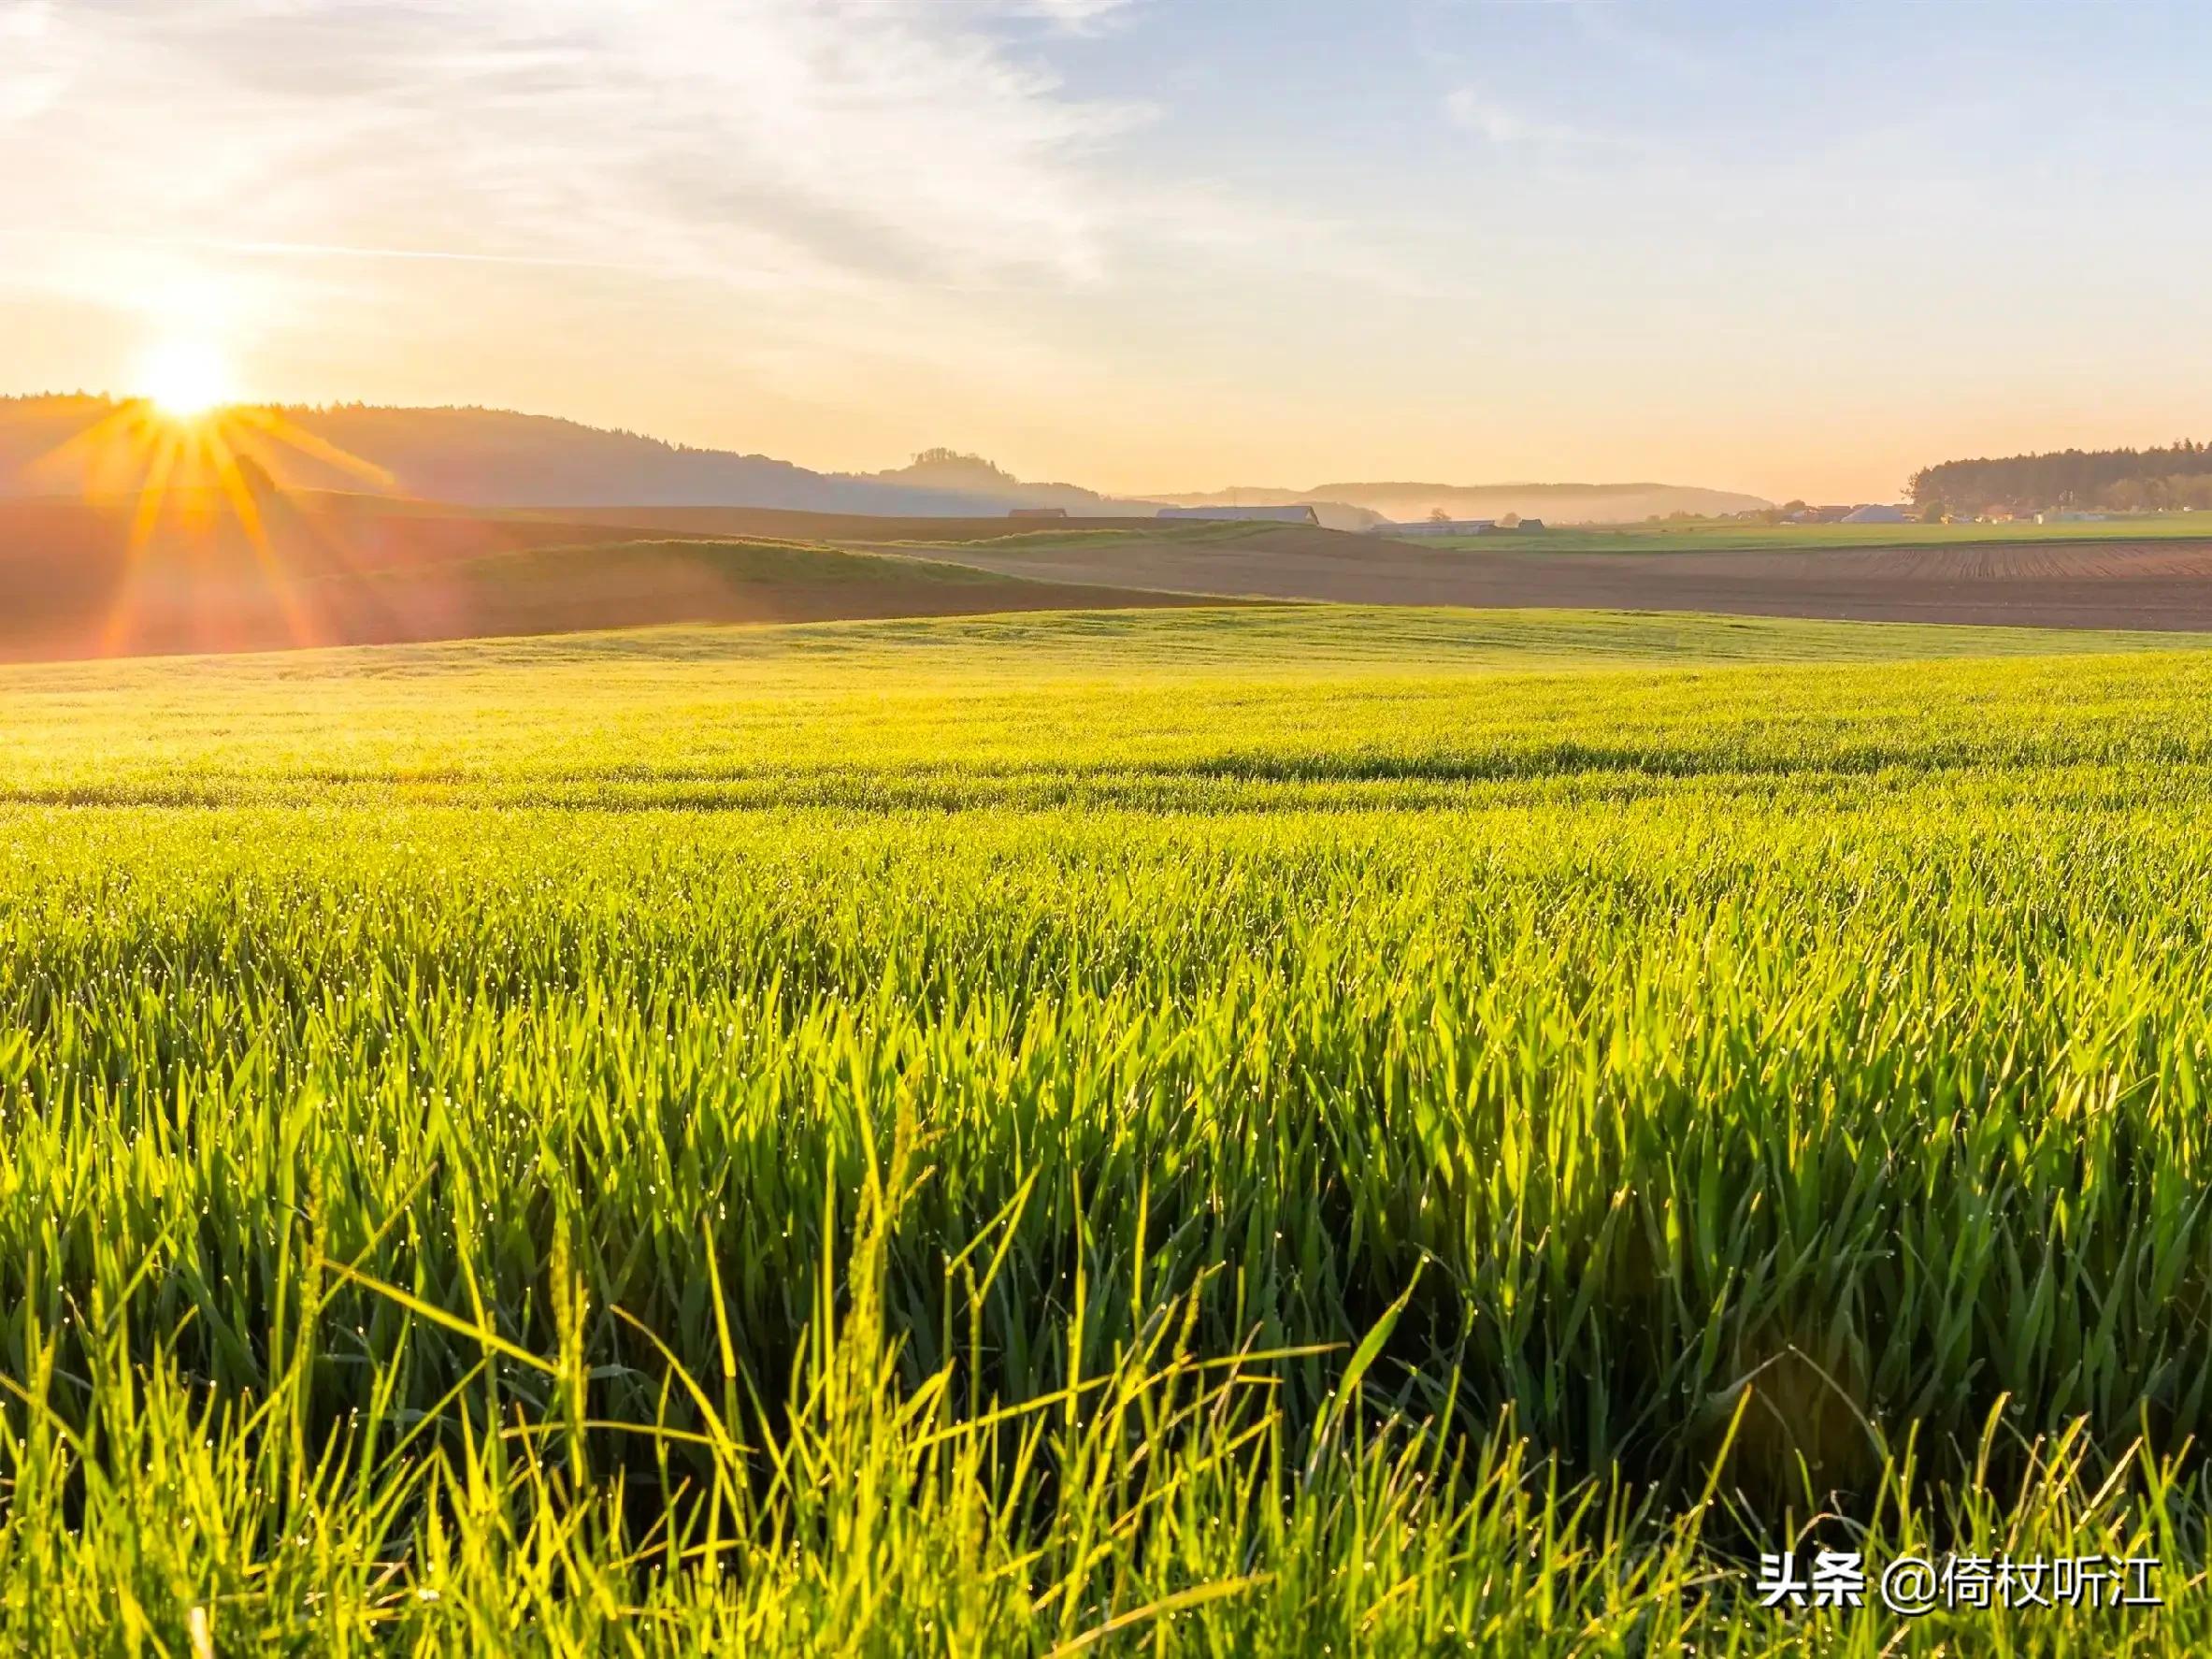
[1442,88,1592,150]
[3,0,1149,293]
[1555,0,1711,78]
[0,1,67,122]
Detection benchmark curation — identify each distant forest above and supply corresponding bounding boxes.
[1910,440,2212,514]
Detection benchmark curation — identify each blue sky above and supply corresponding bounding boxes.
[5,0,2210,499]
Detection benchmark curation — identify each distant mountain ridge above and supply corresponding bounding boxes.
[862,447,1164,515]
[0,396,1767,526]
[0,398,1158,518]
[1153,480,1773,526]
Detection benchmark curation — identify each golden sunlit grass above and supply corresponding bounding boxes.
[3,628,2212,1646]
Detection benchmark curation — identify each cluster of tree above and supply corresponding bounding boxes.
[1910,441,2212,515]
[894,447,1021,483]
[1643,503,1820,525]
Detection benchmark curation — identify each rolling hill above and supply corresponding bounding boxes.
[0,490,1223,662]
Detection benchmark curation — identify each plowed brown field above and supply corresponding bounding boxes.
[915,533,2212,630]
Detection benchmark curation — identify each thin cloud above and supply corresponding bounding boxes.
[1443,88,1592,150]
[2,1,1149,291]
[1556,0,1711,78]
[0,0,66,121]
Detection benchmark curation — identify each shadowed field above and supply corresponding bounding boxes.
[511,502,1200,542]
[507,503,2212,632]
[1386,514,2212,554]
[24,487,2212,664]
[0,493,1214,660]
[912,521,2212,629]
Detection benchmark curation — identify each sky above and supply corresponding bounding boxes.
[5,0,2212,503]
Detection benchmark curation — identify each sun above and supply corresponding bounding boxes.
[136,339,237,421]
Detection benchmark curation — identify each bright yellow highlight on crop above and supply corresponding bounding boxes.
[5,609,2209,1649]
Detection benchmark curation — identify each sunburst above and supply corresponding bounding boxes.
[138,339,237,421]
[34,342,396,655]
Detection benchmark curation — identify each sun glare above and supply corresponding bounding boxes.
[36,345,393,655]
[136,339,237,420]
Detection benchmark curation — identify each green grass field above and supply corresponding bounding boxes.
[1397,514,2212,554]
[7,606,2212,1652]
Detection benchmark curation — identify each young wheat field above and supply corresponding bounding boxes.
[7,604,2212,1652]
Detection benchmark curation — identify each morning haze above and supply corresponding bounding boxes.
[9,0,2212,503]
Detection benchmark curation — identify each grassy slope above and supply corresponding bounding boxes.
[6,606,2212,1650]
[318,533,1135,632]
[9,604,2212,803]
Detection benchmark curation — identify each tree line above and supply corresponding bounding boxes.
[1910,440,2212,515]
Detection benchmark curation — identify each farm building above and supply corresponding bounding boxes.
[1156,505,1320,525]
[1370,519,1496,537]
[1007,507,1069,519]
[1841,504,1911,524]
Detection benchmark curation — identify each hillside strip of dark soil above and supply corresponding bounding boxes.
[919,535,2212,630]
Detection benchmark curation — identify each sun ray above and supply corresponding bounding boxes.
[27,401,156,491]
[104,426,184,655]
[207,423,320,650]
[36,368,396,657]
[228,405,397,491]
